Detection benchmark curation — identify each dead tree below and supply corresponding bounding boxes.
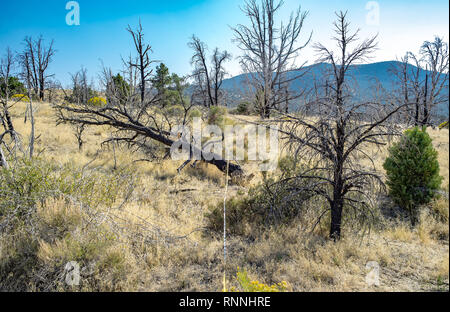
[232,0,311,118]
[420,37,449,125]
[22,52,36,159]
[278,12,405,240]
[23,36,55,101]
[188,36,231,107]
[55,67,243,178]
[391,37,449,126]
[73,124,85,151]
[390,53,416,125]
[0,47,17,139]
[212,48,231,107]
[68,67,93,104]
[126,21,155,103]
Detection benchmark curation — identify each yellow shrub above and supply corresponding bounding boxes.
[229,267,288,292]
[88,96,107,107]
[11,94,30,102]
[438,121,449,129]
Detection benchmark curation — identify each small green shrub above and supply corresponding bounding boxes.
[207,106,227,126]
[0,158,136,291]
[165,104,184,117]
[0,158,133,232]
[383,126,443,225]
[233,101,253,115]
[0,76,27,98]
[188,107,202,119]
[109,73,130,103]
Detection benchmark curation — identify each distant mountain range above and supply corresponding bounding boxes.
[221,61,449,117]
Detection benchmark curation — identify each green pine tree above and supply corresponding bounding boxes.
[383,126,443,225]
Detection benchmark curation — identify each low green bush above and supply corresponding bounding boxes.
[0,158,136,291]
[383,126,443,225]
[207,106,227,126]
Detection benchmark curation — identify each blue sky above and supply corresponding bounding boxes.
[0,0,448,87]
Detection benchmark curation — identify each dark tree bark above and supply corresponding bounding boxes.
[23,36,55,101]
[232,0,311,118]
[0,47,16,139]
[391,37,449,126]
[23,52,35,159]
[126,21,154,103]
[189,36,230,107]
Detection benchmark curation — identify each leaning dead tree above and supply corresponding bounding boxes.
[126,20,155,103]
[1,47,25,166]
[278,11,405,240]
[232,0,311,118]
[0,47,17,140]
[188,35,231,107]
[23,36,55,101]
[55,67,243,178]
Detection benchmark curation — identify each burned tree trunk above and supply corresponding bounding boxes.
[55,102,244,178]
[0,47,17,140]
[23,36,55,101]
[126,21,154,103]
[330,199,343,240]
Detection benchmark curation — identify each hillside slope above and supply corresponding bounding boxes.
[222,61,449,117]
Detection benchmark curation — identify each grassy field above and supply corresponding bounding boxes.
[0,100,448,292]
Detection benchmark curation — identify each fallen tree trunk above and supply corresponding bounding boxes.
[142,127,243,177]
[55,105,244,178]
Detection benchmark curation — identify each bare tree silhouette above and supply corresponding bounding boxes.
[277,12,405,240]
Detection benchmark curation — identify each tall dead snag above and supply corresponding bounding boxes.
[279,11,405,240]
[0,47,17,139]
[419,37,449,125]
[232,0,311,118]
[126,20,155,103]
[188,35,231,107]
[55,69,243,178]
[22,51,36,159]
[23,36,55,101]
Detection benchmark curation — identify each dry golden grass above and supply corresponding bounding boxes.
[1,101,448,292]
